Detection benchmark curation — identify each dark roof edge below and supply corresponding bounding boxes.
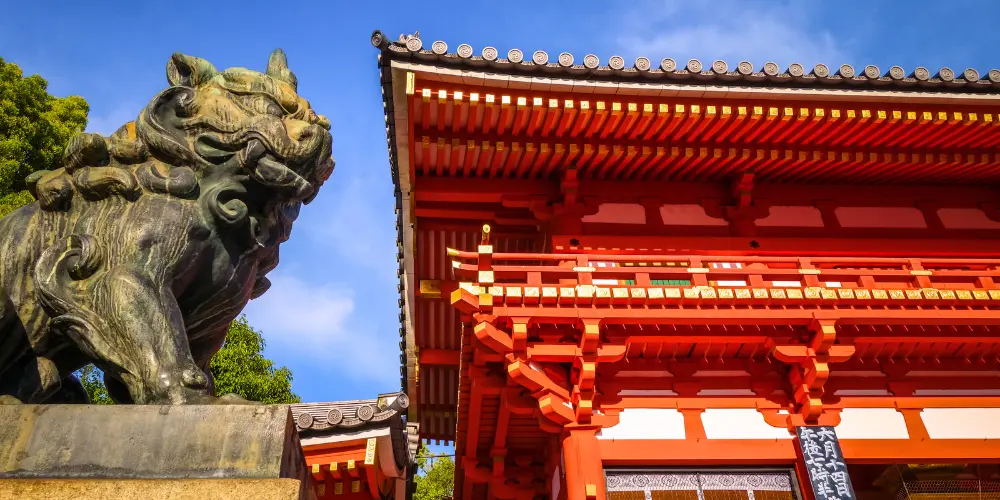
[371,32,410,397]
[290,392,410,433]
[372,29,1000,94]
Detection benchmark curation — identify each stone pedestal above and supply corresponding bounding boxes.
[0,404,316,499]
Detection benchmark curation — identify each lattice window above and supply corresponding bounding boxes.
[896,479,1000,499]
[606,471,797,500]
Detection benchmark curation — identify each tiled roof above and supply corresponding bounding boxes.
[290,392,409,432]
[372,30,1000,93]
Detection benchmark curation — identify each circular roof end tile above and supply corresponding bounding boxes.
[762,62,779,76]
[864,65,880,79]
[508,49,524,63]
[635,57,651,72]
[788,63,804,77]
[989,69,1000,83]
[357,404,376,421]
[558,52,574,67]
[913,66,930,81]
[661,58,677,72]
[533,50,549,65]
[813,63,830,78]
[889,65,905,80]
[327,408,344,425]
[712,60,728,74]
[371,30,387,49]
[687,58,703,73]
[609,55,625,70]
[405,37,422,52]
[964,68,980,81]
[296,412,314,429]
[431,41,448,55]
[457,44,474,59]
[737,61,753,75]
[482,46,498,61]
[838,64,855,78]
[938,67,955,82]
[584,54,600,69]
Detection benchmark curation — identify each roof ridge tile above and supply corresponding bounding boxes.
[372,29,1000,93]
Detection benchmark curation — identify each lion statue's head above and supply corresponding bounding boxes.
[28,48,334,250]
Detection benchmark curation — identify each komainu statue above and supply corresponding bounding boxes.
[0,49,333,404]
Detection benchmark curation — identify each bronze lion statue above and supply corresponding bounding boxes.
[0,49,333,404]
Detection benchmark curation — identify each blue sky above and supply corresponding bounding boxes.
[3,0,1000,407]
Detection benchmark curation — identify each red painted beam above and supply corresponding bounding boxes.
[413,177,1000,208]
[599,437,1000,465]
[419,349,460,366]
[490,306,1000,326]
[546,235,1000,257]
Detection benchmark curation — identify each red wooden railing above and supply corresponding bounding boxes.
[449,248,1000,293]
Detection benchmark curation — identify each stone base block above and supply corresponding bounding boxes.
[0,405,315,499]
[0,478,306,499]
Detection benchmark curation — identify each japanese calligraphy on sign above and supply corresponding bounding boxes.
[795,426,856,500]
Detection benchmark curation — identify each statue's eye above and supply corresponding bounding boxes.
[252,97,285,117]
[266,102,284,117]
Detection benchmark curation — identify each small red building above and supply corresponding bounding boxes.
[373,29,1000,500]
[292,393,416,500]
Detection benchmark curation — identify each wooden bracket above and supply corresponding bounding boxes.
[474,321,513,354]
[700,171,771,237]
[770,318,855,423]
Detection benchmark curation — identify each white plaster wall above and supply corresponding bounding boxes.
[697,389,756,396]
[615,370,673,378]
[701,409,792,439]
[596,408,686,440]
[938,208,1000,229]
[717,280,748,287]
[756,206,825,227]
[772,281,803,287]
[835,408,909,439]
[915,389,1000,396]
[618,389,678,396]
[833,389,892,396]
[921,408,1000,439]
[582,203,646,224]
[660,204,728,226]
[693,370,750,377]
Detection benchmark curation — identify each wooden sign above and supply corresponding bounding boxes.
[795,426,856,500]
[364,437,377,465]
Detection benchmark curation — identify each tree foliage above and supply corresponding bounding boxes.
[0,56,88,218]
[79,365,112,404]
[413,444,455,500]
[80,315,300,404]
[209,315,300,404]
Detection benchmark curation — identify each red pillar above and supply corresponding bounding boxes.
[561,427,606,500]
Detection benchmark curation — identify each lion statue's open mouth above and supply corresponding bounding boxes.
[0,49,335,405]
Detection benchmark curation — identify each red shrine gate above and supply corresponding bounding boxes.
[373,29,1000,500]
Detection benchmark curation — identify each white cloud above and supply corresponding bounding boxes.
[85,101,142,136]
[245,271,355,342]
[303,173,397,282]
[615,0,851,68]
[242,271,397,384]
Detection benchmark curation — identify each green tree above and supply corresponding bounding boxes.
[0,57,88,218]
[79,315,300,404]
[79,364,112,404]
[209,315,300,404]
[413,444,455,500]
